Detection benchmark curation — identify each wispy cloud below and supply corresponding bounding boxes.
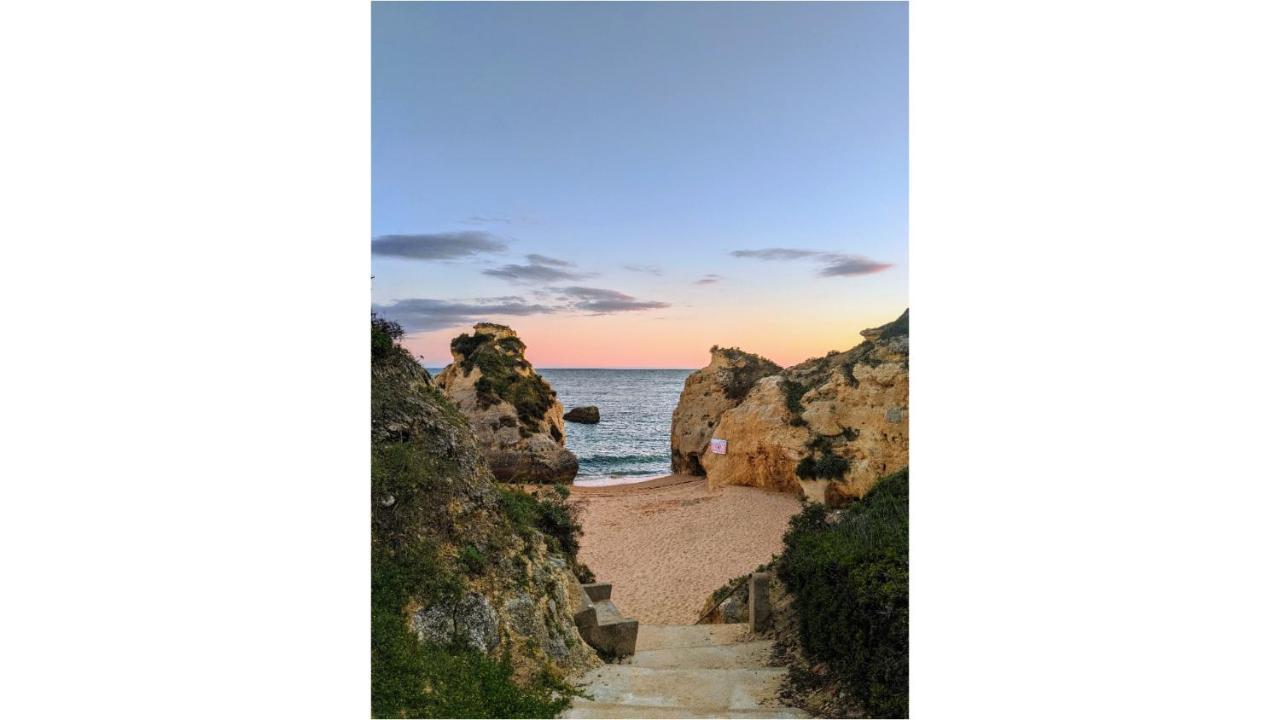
[731,247,892,277]
[483,253,594,282]
[730,248,825,261]
[463,215,512,225]
[525,253,573,267]
[623,264,664,276]
[558,286,671,314]
[819,257,893,276]
[373,297,556,332]
[376,285,670,332]
[372,231,507,260]
[694,274,722,285]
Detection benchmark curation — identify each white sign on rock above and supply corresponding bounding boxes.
[709,438,727,455]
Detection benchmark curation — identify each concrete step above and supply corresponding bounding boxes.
[634,623,751,651]
[593,599,626,625]
[627,639,774,669]
[561,700,810,718]
[572,665,791,711]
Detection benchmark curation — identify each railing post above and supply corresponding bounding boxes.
[748,572,771,632]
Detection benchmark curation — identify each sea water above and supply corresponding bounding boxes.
[540,369,692,487]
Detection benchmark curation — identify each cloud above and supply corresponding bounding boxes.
[373,285,671,332]
[694,274,722,285]
[372,231,507,260]
[483,264,592,283]
[730,248,826,261]
[623,264,664,276]
[483,253,592,282]
[558,286,671,314]
[373,297,555,332]
[818,257,893,276]
[525,253,573,267]
[463,215,512,225]
[731,247,892,278]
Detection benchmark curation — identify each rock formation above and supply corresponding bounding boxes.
[433,323,578,484]
[669,347,781,475]
[671,310,909,504]
[371,320,598,712]
[564,406,600,424]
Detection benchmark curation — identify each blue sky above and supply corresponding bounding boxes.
[373,2,907,368]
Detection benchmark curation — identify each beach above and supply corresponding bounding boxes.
[572,474,804,625]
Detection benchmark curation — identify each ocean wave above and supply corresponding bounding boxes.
[574,452,668,465]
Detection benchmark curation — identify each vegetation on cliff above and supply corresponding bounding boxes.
[777,467,909,718]
[371,317,590,718]
[450,326,556,436]
[709,345,783,401]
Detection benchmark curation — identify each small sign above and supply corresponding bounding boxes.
[709,438,727,455]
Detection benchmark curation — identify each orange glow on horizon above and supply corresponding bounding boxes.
[401,305,905,370]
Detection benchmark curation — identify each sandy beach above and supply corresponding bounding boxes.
[572,474,803,625]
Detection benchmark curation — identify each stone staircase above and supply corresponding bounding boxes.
[562,623,809,719]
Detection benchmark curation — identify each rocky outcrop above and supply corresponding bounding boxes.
[564,406,600,424]
[434,323,578,484]
[676,310,909,504]
[371,322,599,711]
[670,347,782,475]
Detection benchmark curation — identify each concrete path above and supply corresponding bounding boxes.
[562,624,809,719]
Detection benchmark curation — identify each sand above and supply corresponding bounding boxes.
[571,474,803,625]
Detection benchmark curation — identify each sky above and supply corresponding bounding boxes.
[373,2,907,369]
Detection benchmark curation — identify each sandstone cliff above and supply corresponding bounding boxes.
[372,319,597,715]
[669,346,781,474]
[434,323,578,484]
[673,310,908,504]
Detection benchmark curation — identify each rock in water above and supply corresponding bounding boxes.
[670,346,781,475]
[672,310,909,504]
[564,406,600,424]
[434,323,579,484]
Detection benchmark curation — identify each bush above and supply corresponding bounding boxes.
[452,331,555,431]
[777,468,908,718]
[372,315,405,362]
[498,486,593,582]
[795,453,850,480]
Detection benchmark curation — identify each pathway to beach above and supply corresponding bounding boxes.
[571,474,803,625]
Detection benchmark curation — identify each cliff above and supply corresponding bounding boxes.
[669,347,781,474]
[671,310,908,504]
[371,318,598,717]
[433,323,579,484]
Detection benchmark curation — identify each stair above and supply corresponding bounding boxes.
[562,624,809,719]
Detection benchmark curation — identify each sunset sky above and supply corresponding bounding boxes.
[373,2,907,368]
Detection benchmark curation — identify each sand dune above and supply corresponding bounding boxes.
[572,474,803,625]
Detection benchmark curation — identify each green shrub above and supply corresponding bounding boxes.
[372,315,405,362]
[498,486,593,582]
[452,331,555,431]
[498,487,579,559]
[777,468,908,718]
[459,544,486,576]
[795,453,849,480]
[781,379,809,426]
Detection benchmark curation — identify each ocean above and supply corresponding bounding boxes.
[541,369,692,486]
